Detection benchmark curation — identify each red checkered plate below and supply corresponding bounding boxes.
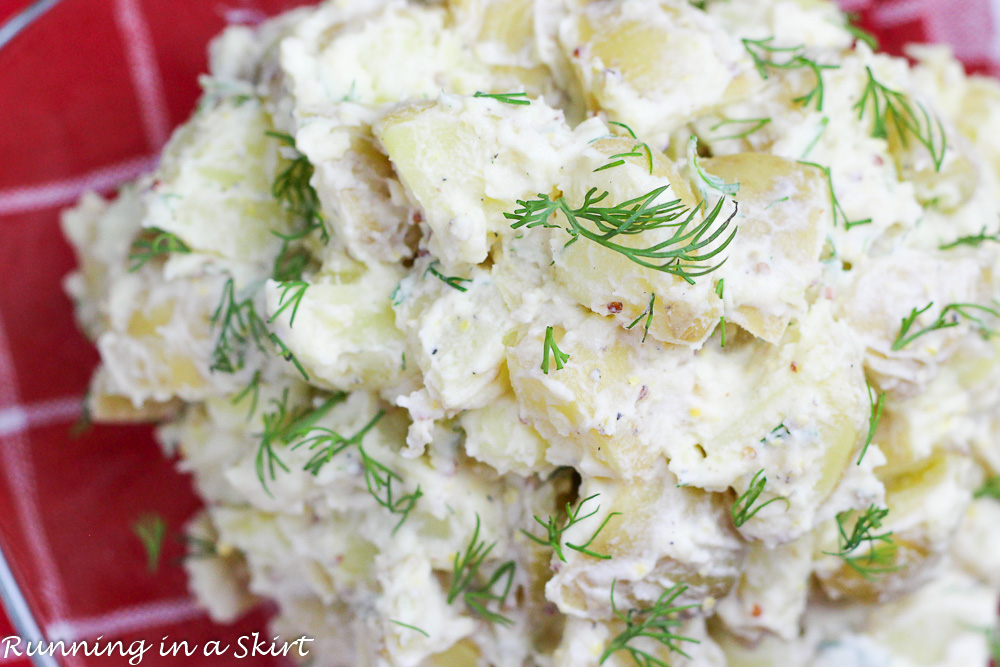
[0,1,995,665]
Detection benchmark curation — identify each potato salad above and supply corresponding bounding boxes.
[62,0,1000,665]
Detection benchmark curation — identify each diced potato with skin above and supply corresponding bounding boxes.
[460,393,552,476]
[375,100,496,267]
[393,263,515,412]
[815,454,974,603]
[715,534,814,641]
[265,264,411,393]
[561,0,755,142]
[143,99,294,266]
[553,136,724,347]
[546,467,747,620]
[96,273,242,405]
[666,303,870,546]
[296,122,416,265]
[506,313,654,479]
[702,154,828,344]
[183,511,258,623]
[833,251,987,392]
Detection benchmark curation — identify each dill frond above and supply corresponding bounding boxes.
[892,302,1000,351]
[731,470,790,528]
[506,186,738,285]
[132,514,167,573]
[600,580,700,666]
[128,227,191,272]
[742,37,838,111]
[854,67,947,172]
[521,494,621,562]
[541,326,570,374]
[449,516,517,625]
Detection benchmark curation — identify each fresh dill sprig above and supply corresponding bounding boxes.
[521,494,621,562]
[600,580,700,666]
[128,227,191,272]
[761,423,790,442]
[715,280,726,348]
[232,369,262,420]
[210,278,270,374]
[255,390,347,493]
[269,332,309,381]
[266,130,327,282]
[541,326,570,374]
[132,514,167,573]
[857,380,885,465]
[295,410,420,530]
[448,516,517,625]
[358,444,423,532]
[854,66,947,172]
[269,281,309,327]
[689,136,739,198]
[594,121,654,175]
[939,226,1000,250]
[974,475,1000,500]
[731,470,790,528]
[892,301,1000,351]
[473,91,530,105]
[799,161,872,229]
[506,186,738,285]
[708,117,771,142]
[626,294,656,343]
[742,37,838,110]
[845,13,879,50]
[425,261,471,292]
[295,410,384,476]
[825,505,898,578]
[266,131,327,238]
[389,621,429,638]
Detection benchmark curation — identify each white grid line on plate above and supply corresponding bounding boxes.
[0,536,55,667]
[0,155,156,217]
[112,0,170,151]
[0,308,70,638]
[45,597,205,644]
[0,396,82,439]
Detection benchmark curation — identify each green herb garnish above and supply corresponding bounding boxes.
[600,580,700,666]
[522,494,620,562]
[742,37,838,110]
[732,470,790,528]
[507,186,738,285]
[425,261,471,292]
[133,514,167,573]
[799,161,872,229]
[541,326,570,374]
[825,505,898,579]
[974,475,1000,500]
[269,281,309,327]
[892,302,1000,351]
[939,226,1000,250]
[854,66,947,172]
[626,294,656,343]
[708,117,771,142]
[128,228,191,272]
[473,91,530,105]
[448,516,517,625]
[857,380,885,465]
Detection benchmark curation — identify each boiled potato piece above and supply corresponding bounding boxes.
[561,0,755,141]
[553,136,725,347]
[143,99,294,266]
[702,154,828,343]
[546,469,746,618]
